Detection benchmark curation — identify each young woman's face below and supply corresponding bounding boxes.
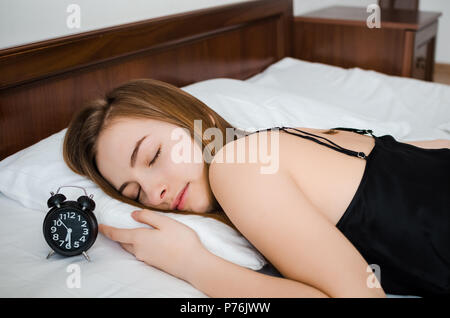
[95,117,219,213]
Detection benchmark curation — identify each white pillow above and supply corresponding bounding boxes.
[0,128,267,270]
[181,78,413,140]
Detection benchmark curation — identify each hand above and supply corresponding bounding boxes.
[99,209,207,282]
[64,229,70,243]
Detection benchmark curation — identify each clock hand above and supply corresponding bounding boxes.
[60,218,70,244]
[59,218,69,230]
[67,228,72,249]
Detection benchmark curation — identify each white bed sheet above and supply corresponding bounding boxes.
[2,57,446,298]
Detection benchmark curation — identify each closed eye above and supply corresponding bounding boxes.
[149,146,161,166]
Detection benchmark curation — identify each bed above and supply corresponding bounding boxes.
[0,0,447,298]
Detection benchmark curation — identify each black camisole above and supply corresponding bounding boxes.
[252,126,450,297]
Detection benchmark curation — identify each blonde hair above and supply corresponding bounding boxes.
[63,78,242,231]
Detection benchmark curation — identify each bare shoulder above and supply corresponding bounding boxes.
[208,127,326,192]
[209,128,291,168]
[208,127,343,188]
[207,128,294,225]
[208,129,290,191]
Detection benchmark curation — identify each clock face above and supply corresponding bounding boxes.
[43,205,97,256]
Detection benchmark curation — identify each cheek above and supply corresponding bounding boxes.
[166,140,205,178]
[171,161,204,179]
[162,153,203,181]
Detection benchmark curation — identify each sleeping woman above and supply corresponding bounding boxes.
[63,78,450,298]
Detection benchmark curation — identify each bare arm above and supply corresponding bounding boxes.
[403,139,450,149]
[187,248,329,298]
[208,138,386,298]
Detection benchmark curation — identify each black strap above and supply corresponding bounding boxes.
[246,126,374,160]
[330,127,376,138]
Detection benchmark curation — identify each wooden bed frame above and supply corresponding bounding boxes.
[0,0,293,160]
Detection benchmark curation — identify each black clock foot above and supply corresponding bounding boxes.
[46,250,55,259]
[82,251,91,262]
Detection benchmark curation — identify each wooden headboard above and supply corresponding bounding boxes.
[0,0,293,160]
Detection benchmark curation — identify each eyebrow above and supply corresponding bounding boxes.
[118,135,149,194]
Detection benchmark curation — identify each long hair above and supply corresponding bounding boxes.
[63,78,243,231]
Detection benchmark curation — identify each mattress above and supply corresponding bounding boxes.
[2,57,447,298]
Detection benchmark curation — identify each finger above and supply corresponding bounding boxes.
[131,209,166,229]
[99,224,135,244]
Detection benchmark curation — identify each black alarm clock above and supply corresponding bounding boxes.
[43,186,98,261]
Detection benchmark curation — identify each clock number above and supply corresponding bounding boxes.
[53,219,62,226]
[83,228,89,235]
[74,241,80,249]
[51,226,57,233]
[80,236,86,242]
[81,221,87,227]
[59,212,75,220]
[59,240,65,246]
[53,233,59,241]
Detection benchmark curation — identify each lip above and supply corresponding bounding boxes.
[172,183,189,210]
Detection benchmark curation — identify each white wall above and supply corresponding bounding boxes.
[294,0,375,14]
[0,0,252,50]
[293,0,450,64]
[1,0,448,63]
[419,0,450,63]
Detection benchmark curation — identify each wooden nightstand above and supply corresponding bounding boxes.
[292,6,442,81]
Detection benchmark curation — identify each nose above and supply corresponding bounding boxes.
[144,184,167,207]
[138,177,168,207]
